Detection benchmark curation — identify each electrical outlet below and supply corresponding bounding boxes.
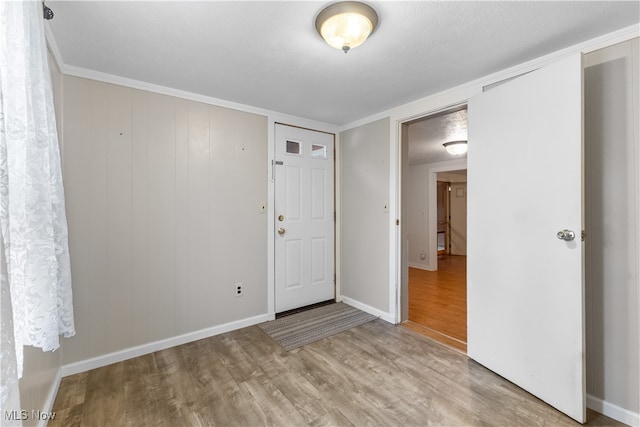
[235,282,243,297]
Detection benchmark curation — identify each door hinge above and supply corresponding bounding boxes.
[581,230,586,241]
[396,219,400,226]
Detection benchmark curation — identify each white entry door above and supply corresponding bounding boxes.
[467,54,585,422]
[274,124,335,312]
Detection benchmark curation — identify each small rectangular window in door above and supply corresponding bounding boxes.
[286,140,302,155]
[311,144,327,159]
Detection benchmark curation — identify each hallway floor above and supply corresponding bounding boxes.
[406,255,467,352]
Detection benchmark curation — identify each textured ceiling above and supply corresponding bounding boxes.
[47,1,638,126]
[408,109,468,165]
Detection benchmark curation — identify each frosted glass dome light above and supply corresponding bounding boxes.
[316,2,378,53]
[443,140,468,155]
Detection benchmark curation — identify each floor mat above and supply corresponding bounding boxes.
[258,302,377,351]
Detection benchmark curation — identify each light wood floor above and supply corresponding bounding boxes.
[407,255,467,352]
[50,320,624,426]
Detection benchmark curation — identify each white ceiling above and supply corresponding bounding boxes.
[47,1,638,126]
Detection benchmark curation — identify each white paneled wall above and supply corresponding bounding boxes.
[61,76,267,364]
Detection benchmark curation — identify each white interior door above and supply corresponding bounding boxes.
[274,124,334,312]
[467,54,585,422]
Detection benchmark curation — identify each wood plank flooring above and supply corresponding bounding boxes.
[408,255,467,352]
[50,320,624,426]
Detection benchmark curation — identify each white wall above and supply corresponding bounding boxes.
[18,348,60,426]
[584,38,639,419]
[60,75,268,365]
[339,118,391,316]
[406,163,430,270]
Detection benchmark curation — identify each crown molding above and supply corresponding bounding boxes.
[43,23,338,134]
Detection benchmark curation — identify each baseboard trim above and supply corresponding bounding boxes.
[60,313,270,377]
[40,369,62,427]
[587,394,639,426]
[408,263,435,272]
[341,296,395,324]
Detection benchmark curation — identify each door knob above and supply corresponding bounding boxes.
[278,227,286,235]
[556,229,575,241]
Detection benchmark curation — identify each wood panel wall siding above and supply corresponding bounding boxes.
[60,76,268,365]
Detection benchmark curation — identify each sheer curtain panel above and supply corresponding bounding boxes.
[0,0,75,414]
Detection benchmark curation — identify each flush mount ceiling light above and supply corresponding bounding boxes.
[443,140,468,155]
[315,1,378,53]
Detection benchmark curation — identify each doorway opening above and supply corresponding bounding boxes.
[400,106,468,352]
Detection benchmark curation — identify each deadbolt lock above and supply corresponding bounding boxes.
[278,215,284,222]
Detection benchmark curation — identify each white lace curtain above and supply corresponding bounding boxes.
[0,0,75,415]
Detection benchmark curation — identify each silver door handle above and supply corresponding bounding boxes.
[556,229,575,241]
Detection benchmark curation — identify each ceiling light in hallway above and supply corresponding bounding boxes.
[443,140,468,155]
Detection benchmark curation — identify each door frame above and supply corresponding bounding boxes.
[397,102,468,322]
